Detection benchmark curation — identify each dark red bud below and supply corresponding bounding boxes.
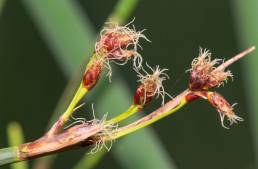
[185,92,201,102]
[83,61,103,90]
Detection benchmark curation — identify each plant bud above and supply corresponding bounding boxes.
[83,60,103,90]
[134,79,157,106]
[133,64,171,107]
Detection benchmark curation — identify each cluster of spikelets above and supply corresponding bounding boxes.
[89,19,171,107]
[80,21,244,152]
[189,48,243,129]
[79,20,173,152]
[95,20,150,68]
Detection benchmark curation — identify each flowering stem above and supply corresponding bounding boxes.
[110,90,189,140]
[105,104,141,125]
[46,83,88,136]
[61,83,88,121]
[0,147,19,166]
[7,122,28,169]
[47,54,102,136]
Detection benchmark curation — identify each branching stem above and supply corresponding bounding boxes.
[109,89,189,140]
[46,83,88,136]
[216,46,255,71]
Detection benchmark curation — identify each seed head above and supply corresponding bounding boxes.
[189,48,233,90]
[207,92,243,129]
[134,64,171,106]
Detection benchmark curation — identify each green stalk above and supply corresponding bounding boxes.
[0,0,5,14]
[0,147,20,166]
[105,104,140,125]
[7,122,29,169]
[113,99,187,139]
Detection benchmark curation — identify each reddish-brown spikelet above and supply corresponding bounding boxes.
[95,22,149,68]
[206,91,243,129]
[189,48,232,91]
[83,60,103,90]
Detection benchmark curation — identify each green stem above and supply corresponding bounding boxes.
[47,83,88,136]
[113,98,187,139]
[106,89,190,141]
[7,122,29,169]
[106,104,140,125]
[0,147,20,166]
[61,83,88,122]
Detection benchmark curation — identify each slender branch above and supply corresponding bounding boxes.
[0,147,19,166]
[109,89,189,139]
[46,83,88,136]
[216,46,255,71]
[105,104,140,125]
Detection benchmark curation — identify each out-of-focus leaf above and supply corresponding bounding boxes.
[0,0,5,14]
[7,122,29,169]
[22,0,95,77]
[108,0,138,23]
[72,149,106,169]
[22,1,177,169]
[232,0,258,167]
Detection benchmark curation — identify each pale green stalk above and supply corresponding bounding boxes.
[0,147,19,166]
[7,122,29,169]
[0,0,5,14]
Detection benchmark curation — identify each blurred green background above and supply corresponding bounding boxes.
[0,0,257,169]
